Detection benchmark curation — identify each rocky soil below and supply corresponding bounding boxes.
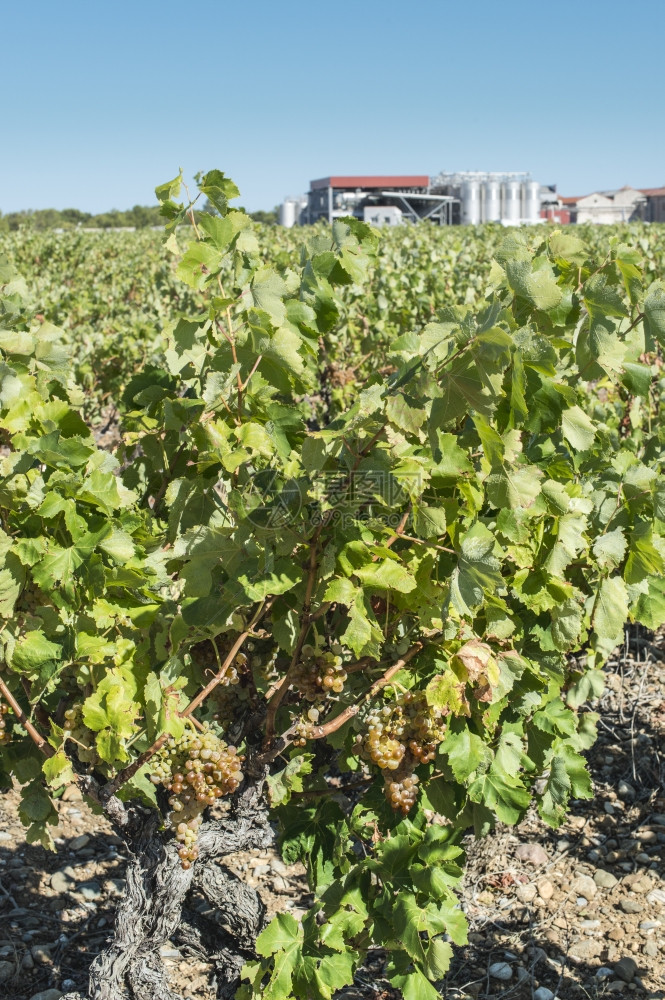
[0,629,663,1000]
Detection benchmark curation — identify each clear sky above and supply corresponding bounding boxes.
[2,0,663,214]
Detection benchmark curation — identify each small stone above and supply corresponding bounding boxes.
[488,961,512,981]
[537,879,555,900]
[61,785,82,801]
[476,890,494,905]
[77,881,101,901]
[579,919,601,929]
[0,831,11,842]
[618,781,636,800]
[69,834,90,851]
[270,857,289,875]
[572,874,597,900]
[631,877,653,894]
[22,952,34,970]
[639,920,661,931]
[534,989,555,1000]
[50,869,75,893]
[29,992,63,1000]
[569,939,603,962]
[651,814,665,826]
[644,939,658,958]
[515,843,549,866]
[646,888,665,907]
[252,864,271,878]
[272,875,289,892]
[594,869,619,889]
[0,961,14,982]
[516,883,537,903]
[31,946,52,963]
[613,956,638,983]
[604,802,615,814]
[620,897,644,914]
[596,967,613,979]
[159,945,181,959]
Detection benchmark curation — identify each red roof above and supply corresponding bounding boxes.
[559,196,580,205]
[640,187,665,197]
[310,175,429,191]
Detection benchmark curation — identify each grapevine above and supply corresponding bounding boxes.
[1,171,665,1000]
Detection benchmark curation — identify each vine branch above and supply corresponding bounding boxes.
[0,674,54,758]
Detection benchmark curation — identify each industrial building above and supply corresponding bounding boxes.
[281,172,543,228]
[280,173,665,228]
[281,176,454,227]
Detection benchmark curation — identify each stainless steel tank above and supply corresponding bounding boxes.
[523,181,541,224]
[462,180,481,225]
[484,179,501,222]
[279,199,297,228]
[503,180,522,224]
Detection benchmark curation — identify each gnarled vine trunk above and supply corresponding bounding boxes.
[63,771,273,1000]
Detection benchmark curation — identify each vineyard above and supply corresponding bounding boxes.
[0,172,664,1000]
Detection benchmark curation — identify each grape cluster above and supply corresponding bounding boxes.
[357,705,406,770]
[355,691,446,814]
[62,703,97,765]
[0,697,11,744]
[385,770,420,814]
[149,726,244,869]
[292,646,347,701]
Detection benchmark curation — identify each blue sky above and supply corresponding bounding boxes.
[2,0,663,214]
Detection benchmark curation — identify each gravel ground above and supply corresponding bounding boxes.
[0,630,663,1000]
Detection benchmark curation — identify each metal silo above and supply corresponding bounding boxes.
[279,199,297,228]
[484,179,501,222]
[462,180,481,225]
[503,180,522,224]
[523,181,541,224]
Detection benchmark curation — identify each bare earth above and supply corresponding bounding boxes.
[0,631,663,1000]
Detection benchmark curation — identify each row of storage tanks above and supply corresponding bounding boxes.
[460,179,541,225]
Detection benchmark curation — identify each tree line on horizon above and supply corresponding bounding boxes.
[0,203,278,232]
